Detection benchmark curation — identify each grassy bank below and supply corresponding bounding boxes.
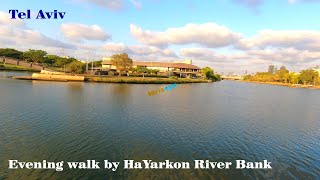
[241,80,320,89]
[87,76,212,84]
[0,63,40,72]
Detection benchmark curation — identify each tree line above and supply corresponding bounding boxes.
[243,67,320,85]
[1,48,221,80]
[0,48,98,74]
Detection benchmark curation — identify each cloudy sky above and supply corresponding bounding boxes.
[1,0,320,74]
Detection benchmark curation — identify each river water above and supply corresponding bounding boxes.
[0,71,319,179]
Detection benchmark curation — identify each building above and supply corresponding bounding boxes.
[268,65,277,74]
[101,58,202,77]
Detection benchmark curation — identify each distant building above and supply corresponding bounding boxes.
[268,65,277,74]
[101,58,202,77]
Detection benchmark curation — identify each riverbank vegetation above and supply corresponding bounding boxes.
[202,67,221,81]
[87,76,211,84]
[1,48,221,83]
[0,48,87,74]
[243,67,320,86]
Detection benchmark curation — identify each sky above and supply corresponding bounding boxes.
[1,0,320,74]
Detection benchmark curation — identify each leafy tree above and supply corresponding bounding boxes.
[88,60,102,67]
[299,69,319,85]
[214,74,221,81]
[54,57,74,67]
[202,67,215,80]
[0,48,23,59]
[67,61,85,74]
[243,75,252,81]
[23,49,47,63]
[316,76,320,86]
[111,53,133,76]
[276,67,289,83]
[43,55,59,66]
[288,72,299,84]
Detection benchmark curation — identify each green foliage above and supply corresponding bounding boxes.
[67,61,85,74]
[111,53,133,76]
[299,69,319,84]
[23,49,47,63]
[0,48,23,59]
[136,66,149,73]
[169,76,178,79]
[245,68,320,86]
[88,60,102,67]
[54,57,74,67]
[289,72,300,84]
[202,67,220,81]
[243,75,252,80]
[214,74,221,81]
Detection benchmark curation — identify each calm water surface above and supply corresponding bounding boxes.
[0,71,319,179]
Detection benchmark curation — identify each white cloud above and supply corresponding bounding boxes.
[130,0,142,9]
[0,11,25,27]
[61,23,111,42]
[238,30,320,51]
[102,43,177,58]
[102,43,127,53]
[78,0,123,10]
[0,26,75,50]
[130,23,241,48]
[0,11,75,50]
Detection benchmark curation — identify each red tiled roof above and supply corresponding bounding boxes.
[102,61,201,70]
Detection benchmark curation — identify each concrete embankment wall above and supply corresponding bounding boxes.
[32,73,85,81]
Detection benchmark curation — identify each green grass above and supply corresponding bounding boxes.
[87,76,211,84]
[0,62,39,72]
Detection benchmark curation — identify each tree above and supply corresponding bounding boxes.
[136,66,149,77]
[67,61,85,74]
[214,74,221,81]
[88,60,102,67]
[0,48,23,59]
[23,49,47,63]
[276,67,289,83]
[54,57,74,67]
[111,53,133,76]
[299,69,319,85]
[288,72,299,84]
[202,67,215,80]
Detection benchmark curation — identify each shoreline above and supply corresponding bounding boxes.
[239,80,320,89]
[9,74,212,84]
[86,76,211,84]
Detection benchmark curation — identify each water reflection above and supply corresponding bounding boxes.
[0,76,319,179]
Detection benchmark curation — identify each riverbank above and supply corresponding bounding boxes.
[86,76,211,84]
[0,63,40,72]
[241,80,320,89]
[9,72,212,84]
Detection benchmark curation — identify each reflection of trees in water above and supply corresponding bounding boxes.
[111,84,131,96]
[110,84,132,109]
[67,82,83,92]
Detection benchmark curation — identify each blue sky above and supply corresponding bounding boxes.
[1,0,320,74]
